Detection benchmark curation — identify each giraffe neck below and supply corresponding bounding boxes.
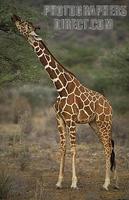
[28,34,77,97]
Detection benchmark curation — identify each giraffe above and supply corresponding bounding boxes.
[12,15,118,190]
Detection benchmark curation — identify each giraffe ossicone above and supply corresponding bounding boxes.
[12,14,118,190]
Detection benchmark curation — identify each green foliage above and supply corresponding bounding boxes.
[0,0,46,86]
[0,0,39,26]
[57,42,100,67]
[103,47,129,92]
[111,95,129,114]
[92,46,129,113]
[0,31,44,86]
[93,46,129,94]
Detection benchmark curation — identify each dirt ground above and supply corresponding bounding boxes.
[34,171,129,200]
[0,121,129,200]
[27,145,129,200]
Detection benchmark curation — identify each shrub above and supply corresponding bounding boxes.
[13,95,32,134]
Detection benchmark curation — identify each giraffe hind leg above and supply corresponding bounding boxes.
[89,122,111,190]
[101,135,112,190]
[89,121,117,190]
[102,136,119,190]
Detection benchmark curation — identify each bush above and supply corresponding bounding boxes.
[13,95,32,134]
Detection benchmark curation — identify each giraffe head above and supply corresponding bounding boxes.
[11,15,40,42]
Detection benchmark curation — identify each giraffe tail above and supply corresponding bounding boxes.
[110,139,116,172]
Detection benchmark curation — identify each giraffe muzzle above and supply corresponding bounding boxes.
[11,14,21,23]
[11,15,40,31]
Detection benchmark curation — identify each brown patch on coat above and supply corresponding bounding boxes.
[84,99,90,105]
[63,105,73,114]
[104,107,110,115]
[79,110,88,120]
[81,93,86,101]
[99,96,104,106]
[79,86,85,93]
[57,64,63,73]
[49,59,56,68]
[67,93,74,105]
[59,74,67,86]
[40,56,48,66]
[47,67,57,79]
[96,104,103,114]
[45,55,50,62]
[55,80,63,90]
[74,79,80,86]
[59,89,67,97]
[55,69,60,75]
[84,106,93,115]
[72,104,78,113]
[76,96,84,109]
[65,73,72,81]
[33,42,38,46]
[37,50,42,56]
[66,82,75,93]
[75,88,80,96]
[98,113,105,121]
[62,111,71,120]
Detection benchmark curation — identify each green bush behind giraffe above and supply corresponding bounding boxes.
[0,0,129,114]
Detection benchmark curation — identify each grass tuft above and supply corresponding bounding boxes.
[0,169,12,199]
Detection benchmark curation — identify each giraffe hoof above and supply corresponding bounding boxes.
[56,183,62,189]
[71,185,79,190]
[102,184,109,191]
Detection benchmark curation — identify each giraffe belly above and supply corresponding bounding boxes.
[76,109,95,124]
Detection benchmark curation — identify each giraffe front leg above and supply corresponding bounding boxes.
[56,146,66,188]
[56,114,66,189]
[67,121,78,189]
[71,146,78,189]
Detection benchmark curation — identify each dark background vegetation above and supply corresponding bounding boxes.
[0,0,129,199]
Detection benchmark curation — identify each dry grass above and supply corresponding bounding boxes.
[0,124,20,135]
[0,107,129,199]
[0,168,13,200]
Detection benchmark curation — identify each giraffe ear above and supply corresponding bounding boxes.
[11,14,21,23]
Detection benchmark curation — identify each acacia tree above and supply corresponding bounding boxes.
[0,0,45,86]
